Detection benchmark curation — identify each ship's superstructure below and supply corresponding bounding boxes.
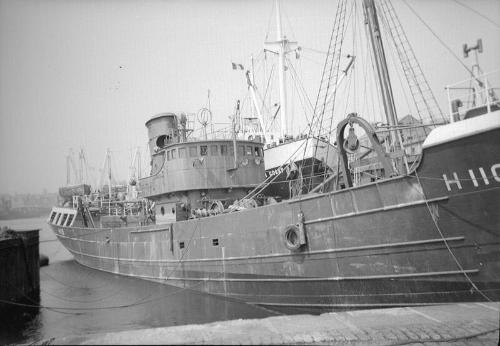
[139,112,266,222]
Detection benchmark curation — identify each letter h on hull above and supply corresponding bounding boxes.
[443,172,462,191]
[443,163,500,192]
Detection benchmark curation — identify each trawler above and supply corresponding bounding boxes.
[49,0,500,313]
[231,0,341,200]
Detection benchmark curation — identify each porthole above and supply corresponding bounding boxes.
[156,135,166,148]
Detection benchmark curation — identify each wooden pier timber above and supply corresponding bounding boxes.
[0,228,41,309]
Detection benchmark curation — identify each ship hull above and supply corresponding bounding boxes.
[263,137,338,199]
[263,156,334,199]
[50,121,500,314]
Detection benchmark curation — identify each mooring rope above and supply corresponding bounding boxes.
[413,170,493,302]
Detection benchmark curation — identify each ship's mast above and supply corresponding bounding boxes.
[264,0,297,139]
[246,70,268,140]
[78,148,88,184]
[66,149,79,186]
[363,0,405,173]
[276,0,287,138]
[106,148,112,211]
[66,153,71,185]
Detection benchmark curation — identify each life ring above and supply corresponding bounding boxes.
[283,224,304,251]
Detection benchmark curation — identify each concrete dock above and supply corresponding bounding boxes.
[49,302,499,345]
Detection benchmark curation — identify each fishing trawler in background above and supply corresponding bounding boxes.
[49,0,499,313]
[230,0,341,200]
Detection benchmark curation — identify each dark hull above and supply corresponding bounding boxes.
[263,137,338,200]
[263,157,333,199]
[50,124,500,313]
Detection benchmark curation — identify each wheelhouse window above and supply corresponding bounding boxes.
[220,144,228,156]
[54,213,61,225]
[167,150,171,161]
[254,147,262,157]
[178,147,186,158]
[171,148,177,159]
[200,145,208,156]
[189,146,197,157]
[246,146,252,156]
[210,145,218,156]
[60,214,68,226]
[238,145,245,157]
[66,214,74,226]
[228,145,234,156]
[50,211,57,222]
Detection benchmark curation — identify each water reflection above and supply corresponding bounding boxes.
[0,218,274,344]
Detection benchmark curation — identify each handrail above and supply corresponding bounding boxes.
[445,68,500,89]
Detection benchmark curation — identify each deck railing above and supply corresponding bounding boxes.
[72,194,146,216]
[445,69,500,122]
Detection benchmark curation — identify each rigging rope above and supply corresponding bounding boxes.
[377,12,424,152]
[2,220,203,313]
[451,0,500,29]
[407,173,500,183]
[299,54,327,66]
[361,40,371,118]
[294,0,349,196]
[401,0,474,76]
[285,57,314,123]
[301,47,330,55]
[242,138,309,200]
[413,170,493,302]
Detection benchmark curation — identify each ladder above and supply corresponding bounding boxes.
[311,0,349,137]
[377,0,446,128]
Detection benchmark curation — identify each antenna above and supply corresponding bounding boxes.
[462,38,497,107]
[197,108,211,140]
[207,90,214,136]
[463,38,484,81]
[463,38,483,58]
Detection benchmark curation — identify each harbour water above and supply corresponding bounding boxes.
[0,217,274,344]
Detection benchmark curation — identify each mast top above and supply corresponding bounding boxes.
[264,0,298,138]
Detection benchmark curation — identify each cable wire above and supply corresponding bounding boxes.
[401,0,474,76]
[451,0,500,29]
[413,170,493,302]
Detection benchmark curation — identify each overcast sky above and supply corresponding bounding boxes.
[1,0,499,194]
